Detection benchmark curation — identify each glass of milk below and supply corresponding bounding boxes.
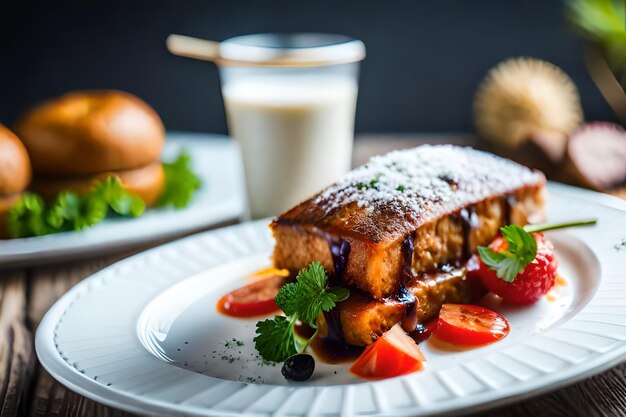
[218,33,365,219]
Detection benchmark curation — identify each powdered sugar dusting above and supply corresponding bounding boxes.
[313,145,542,219]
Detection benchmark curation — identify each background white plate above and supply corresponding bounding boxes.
[35,184,626,417]
[0,132,246,268]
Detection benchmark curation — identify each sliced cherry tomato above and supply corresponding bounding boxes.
[432,304,510,347]
[350,324,425,380]
[216,275,286,318]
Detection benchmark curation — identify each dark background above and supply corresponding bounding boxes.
[0,0,616,134]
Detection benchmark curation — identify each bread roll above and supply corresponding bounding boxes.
[16,91,164,175]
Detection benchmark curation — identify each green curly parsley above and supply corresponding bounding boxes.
[254,262,350,363]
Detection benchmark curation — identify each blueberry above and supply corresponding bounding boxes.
[281,354,315,381]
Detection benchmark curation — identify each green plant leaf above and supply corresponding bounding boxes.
[158,150,202,209]
[254,316,297,363]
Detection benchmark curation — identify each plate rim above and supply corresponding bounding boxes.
[35,183,626,417]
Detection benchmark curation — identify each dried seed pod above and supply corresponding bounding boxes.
[474,57,583,160]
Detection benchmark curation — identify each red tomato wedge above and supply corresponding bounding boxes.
[432,304,510,347]
[216,275,285,318]
[350,324,425,380]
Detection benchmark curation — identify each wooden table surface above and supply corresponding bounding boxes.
[1,134,625,417]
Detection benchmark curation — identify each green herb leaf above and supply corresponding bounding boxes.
[478,224,537,283]
[158,150,201,209]
[6,149,201,238]
[93,177,145,217]
[46,192,80,230]
[254,316,297,363]
[328,287,350,301]
[108,193,144,217]
[567,0,626,72]
[477,219,597,283]
[286,261,351,325]
[46,191,108,231]
[72,195,109,230]
[501,224,537,261]
[295,262,327,295]
[7,175,146,238]
[355,176,381,191]
[274,282,302,317]
[255,261,351,363]
[7,192,49,237]
[292,262,347,325]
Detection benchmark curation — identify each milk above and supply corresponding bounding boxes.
[223,76,358,218]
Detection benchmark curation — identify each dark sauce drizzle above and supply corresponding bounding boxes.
[409,322,435,344]
[311,332,363,363]
[399,287,418,332]
[315,230,351,345]
[323,235,351,287]
[273,219,351,286]
[282,223,360,360]
[399,232,418,332]
[502,194,516,225]
[293,323,361,363]
[401,231,416,280]
[451,207,479,262]
[323,312,347,346]
[272,219,351,344]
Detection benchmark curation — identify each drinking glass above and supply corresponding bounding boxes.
[218,33,365,219]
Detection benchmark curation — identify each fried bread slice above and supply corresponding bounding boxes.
[272,145,545,299]
[317,267,475,346]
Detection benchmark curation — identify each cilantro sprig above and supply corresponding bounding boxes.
[478,219,597,283]
[254,262,350,363]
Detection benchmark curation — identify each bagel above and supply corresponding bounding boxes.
[15,91,164,175]
[31,162,165,207]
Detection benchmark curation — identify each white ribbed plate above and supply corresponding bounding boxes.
[0,132,245,268]
[36,183,626,417]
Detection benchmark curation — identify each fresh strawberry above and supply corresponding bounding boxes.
[475,232,558,304]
